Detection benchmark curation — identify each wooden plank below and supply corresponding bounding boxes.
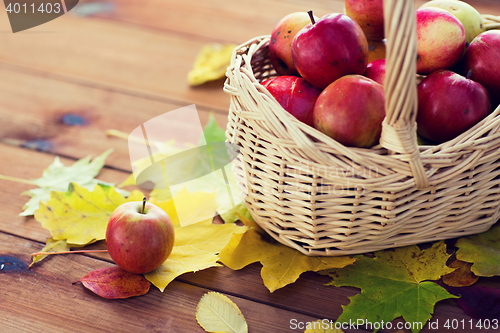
[73,0,500,43]
[0,10,231,112]
[0,231,326,333]
[0,68,229,172]
[74,0,338,43]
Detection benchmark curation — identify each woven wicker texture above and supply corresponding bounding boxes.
[224,0,500,256]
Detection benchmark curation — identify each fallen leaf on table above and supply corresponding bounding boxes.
[29,238,71,268]
[196,292,248,333]
[21,149,128,216]
[219,216,355,293]
[438,282,500,320]
[188,43,237,86]
[34,183,144,245]
[442,260,479,287]
[76,267,150,299]
[303,320,344,333]
[157,187,217,227]
[324,241,457,333]
[144,219,247,292]
[455,223,500,277]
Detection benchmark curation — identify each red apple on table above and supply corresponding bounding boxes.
[106,198,175,274]
[364,59,385,85]
[417,69,490,144]
[345,0,384,40]
[461,30,500,108]
[269,12,318,76]
[416,7,466,75]
[313,75,385,148]
[291,11,369,89]
[262,76,321,127]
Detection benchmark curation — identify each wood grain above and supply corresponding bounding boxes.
[0,69,230,171]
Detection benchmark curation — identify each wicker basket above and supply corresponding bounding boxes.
[224,0,500,256]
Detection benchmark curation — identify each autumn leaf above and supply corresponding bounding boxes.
[21,149,128,216]
[455,223,500,277]
[34,183,144,245]
[144,220,247,292]
[76,267,150,299]
[304,320,344,333]
[187,43,237,86]
[219,216,355,293]
[29,238,71,268]
[324,242,457,333]
[196,292,248,333]
[442,260,479,287]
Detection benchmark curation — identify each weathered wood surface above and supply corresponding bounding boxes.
[1,0,499,332]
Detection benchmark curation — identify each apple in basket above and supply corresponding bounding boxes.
[344,0,385,41]
[262,76,322,127]
[416,69,491,144]
[416,7,466,75]
[419,0,485,45]
[313,75,385,148]
[364,59,385,85]
[291,11,369,89]
[106,199,175,274]
[269,12,319,76]
[460,30,500,108]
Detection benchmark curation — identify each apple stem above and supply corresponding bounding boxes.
[142,197,146,214]
[308,10,315,25]
[466,69,472,80]
[30,249,108,257]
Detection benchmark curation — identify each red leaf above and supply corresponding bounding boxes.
[77,267,150,299]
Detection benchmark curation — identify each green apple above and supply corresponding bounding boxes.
[419,0,485,44]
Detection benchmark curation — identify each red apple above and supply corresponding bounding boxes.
[417,69,490,144]
[345,0,384,40]
[106,199,175,274]
[313,75,385,148]
[262,76,322,127]
[364,59,385,85]
[291,11,369,89]
[461,30,500,108]
[269,12,318,76]
[416,7,466,75]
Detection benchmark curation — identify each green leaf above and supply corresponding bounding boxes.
[200,113,227,146]
[456,224,500,277]
[324,242,457,333]
[21,149,129,216]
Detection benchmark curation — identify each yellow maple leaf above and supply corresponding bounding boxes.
[34,183,144,245]
[29,238,71,268]
[196,292,248,333]
[150,187,217,227]
[144,220,247,292]
[187,43,237,86]
[219,216,356,292]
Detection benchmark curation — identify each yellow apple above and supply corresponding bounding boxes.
[419,0,485,44]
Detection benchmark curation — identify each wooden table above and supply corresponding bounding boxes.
[1,1,499,332]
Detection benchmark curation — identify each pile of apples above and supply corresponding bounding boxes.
[263,0,500,147]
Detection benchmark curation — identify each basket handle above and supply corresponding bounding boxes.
[380,0,429,189]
